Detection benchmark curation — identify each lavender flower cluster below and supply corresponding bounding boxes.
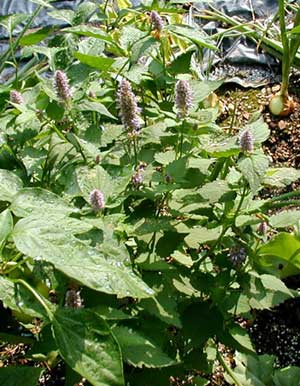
[117,79,141,132]
[228,245,247,268]
[239,129,254,153]
[10,90,24,105]
[175,80,193,118]
[89,189,105,211]
[54,70,72,104]
[150,11,164,32]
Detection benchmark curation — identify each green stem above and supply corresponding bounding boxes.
[0,4,44,73]
[217,350,243,386]
[14,279,53,321]
[278,0,290,96]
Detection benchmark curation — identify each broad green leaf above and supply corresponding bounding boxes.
[273,366,300,386]
[198,180,229,203]
[269,210,300,228]
[73,52,115,71]
[259,233,300,268]
[0,366,43,386]
[0,209,13,247]
[130,36,159,64]
[48,9,74,24]
[77,100,116,119]
[154,150,176,165]
[13,215,154,298]
[184,227,222,248]
[171,250,193,267]
[63,25,113,43]
[52,308,124,386]
[0,169,23,202]
[19,26,53,46]
[238,153,269,193]
[166,25,216,50]
[241,117,270,144]
[113,326,176,368]
[188,158,215,174]
[10,188,74,217]
[263,167,300,187]
[224,352,274,386]
[168,49,195,74]
[76,165,112,202]
[0,276,49,319]
[191,80,223,104]
[229,324,255,353]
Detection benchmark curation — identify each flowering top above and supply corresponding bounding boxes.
[175,80,193,118]
[239,129,254,153]
[89,189,105,211]
[150,11,164,32]
[117,79,141,131]
[10,90,24,105]
[54,70,72,104]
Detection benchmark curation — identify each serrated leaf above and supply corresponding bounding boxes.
[0,366,43,386]
[191,80,223,104]
[166,25,216,50]
[0,169,23,202]
[113,326,176,368]
[77,100,116,119]
[52,308,124,386]
[263,167,300,187]
[241,117,270,144]
[154,151,176,165]
[10,188,74,217]
[184,227,222,248]
[269,210,300,228]
[13,215,154,299]
[198,180,229,204]
[63,25,113,43]
[238,153,269,193]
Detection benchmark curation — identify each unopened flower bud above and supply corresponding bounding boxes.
[257,221,268,235]
[239,129,254,153]
[150,11,164,32]
[175,80,193,118]
[117,79,141,131]
[89,189,105,211]
[54,70,72,104]
[65,289,83,308]
[10,90,24,105]
[132,171,143,187]
[229,246,247,268]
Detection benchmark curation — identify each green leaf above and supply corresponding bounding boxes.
[229,324,255,353]
[73,52,114,71]
[0,276,49,319]
[273,366,300,386]
[76,165,112,202]
[113,326,176,368]
[171,250,193,267]
[10,188,74,217]
[198,180,229,204]
[166,25,216,50]
[19,26,53,46]
[241,117,270,144]
[263,167,300,187]
[269,210,300,228]
[191,80,223,104]
[0,366,43,386]
[131,36,159,64]
[63,25,113,43]
[77,100,116,119]
[238,153,269,193]
[13,215,154,298]
[0,169,23,202]
[52,308,124,386]
[0,209,13,247]
[224,352,274,386]
[184,227,222,248]
[168,49,195,75]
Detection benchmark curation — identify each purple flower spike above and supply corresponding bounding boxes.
[89,189,105,211]
[132,171,143,187]
[65,289,84,308]
[239,129,254,153]
[117,79,141,131]
[229,245,247,268]
[175,80,193,118]
[54,70,72,103]
[150,11,164,31]
[10,90,24,105]
[257,221,268,235]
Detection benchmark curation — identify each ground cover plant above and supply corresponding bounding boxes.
[1,0,300,385]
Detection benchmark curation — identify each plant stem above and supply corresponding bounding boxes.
[15,279,53,321]
[0,4,44,73]
[278,0,290,97]
[217,350,243,386]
